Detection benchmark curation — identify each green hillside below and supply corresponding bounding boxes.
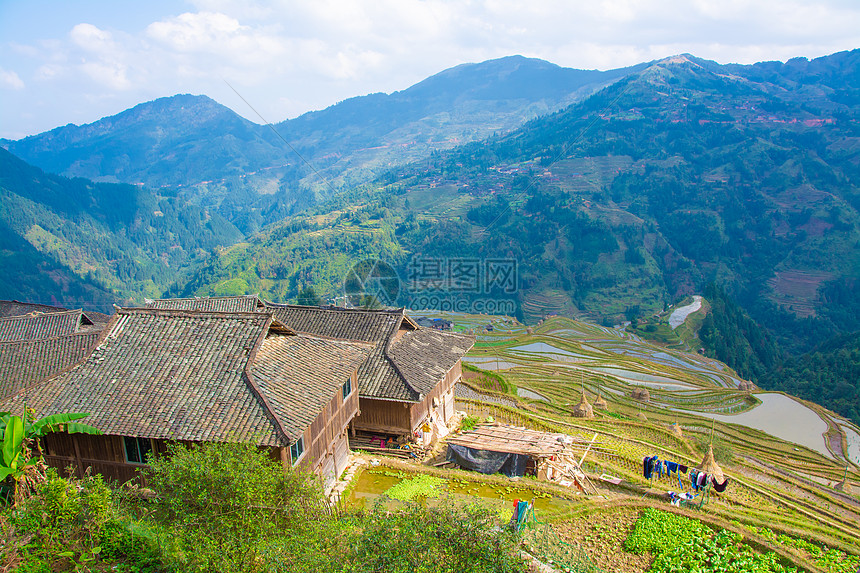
[177,51,860,325]
[0,148,241,309]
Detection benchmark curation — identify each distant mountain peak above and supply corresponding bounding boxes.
[656,54,696,66]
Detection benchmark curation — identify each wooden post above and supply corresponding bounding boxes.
[71,434,85,478]
[279,446,290,471]
[578,433,598,467]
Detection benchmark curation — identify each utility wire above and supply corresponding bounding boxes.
[223,79,339,196]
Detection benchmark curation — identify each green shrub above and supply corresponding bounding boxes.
[335,502,526,573]
[10,468,159,572]
[460,415,481,431]
[145,440,325,572]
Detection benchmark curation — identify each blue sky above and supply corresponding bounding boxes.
[2,0,860,139]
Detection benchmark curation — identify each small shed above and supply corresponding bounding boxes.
[447,424,598,493]
[447,423,564,477]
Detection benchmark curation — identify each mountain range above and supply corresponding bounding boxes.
[2,51,860,350]
[2,56,643,236]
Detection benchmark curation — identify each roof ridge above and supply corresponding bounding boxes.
[118,307,273,319]
[382,316,422,400]
[242,314,293,445]
[0,308,83,321]
[263,301,405,315]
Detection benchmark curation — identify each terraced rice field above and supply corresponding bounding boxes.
[399,310,860,570]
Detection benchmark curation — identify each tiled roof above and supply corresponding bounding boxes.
[265,303,473,402]
[265,304,415,400]
[265,303,403,342]
[0,332,100,400]
[253,335,371,439]
[145,295,263,313]
[0,300,112,325]
[0,300,68,319]
[388,329,475,395]
[358,344,419,402]
[1,309,370,447]
[0,310,84,342]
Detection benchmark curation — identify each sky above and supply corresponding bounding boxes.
[1,0,860,139]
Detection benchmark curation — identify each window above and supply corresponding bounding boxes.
[124,436,153,464]
[342,377,353,400]
[290,437,305,465]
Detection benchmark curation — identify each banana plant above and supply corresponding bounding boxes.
[0,410,101,441]
[0,407,101,500]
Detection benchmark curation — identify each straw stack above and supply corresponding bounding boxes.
[700,444,725,484]
[571,393,594,419]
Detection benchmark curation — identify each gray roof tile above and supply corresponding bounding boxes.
[145,295,263,313]
[0,310,84,342]
[0,332,100,400]
[1,309,370,447]
[265,303,473,402]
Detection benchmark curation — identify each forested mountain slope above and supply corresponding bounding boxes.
[179,50,860,332]
[0,149,241,309]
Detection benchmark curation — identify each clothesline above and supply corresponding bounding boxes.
[643,454,729,493]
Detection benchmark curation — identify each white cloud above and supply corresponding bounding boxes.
[2,0,860,138]
[65,23,133,90]
[70,23,114,52]
[146,12,285,63]
[0,68,24,90]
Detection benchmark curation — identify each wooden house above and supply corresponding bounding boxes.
[1,308,371,493]
[265,304,475,439]
[141,297,476,440]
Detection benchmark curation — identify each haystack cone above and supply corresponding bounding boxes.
[700,444,724,484]
[594,394,608,410]
[636,411,648,422]
[631,388,650,403]
[572,393,594,419]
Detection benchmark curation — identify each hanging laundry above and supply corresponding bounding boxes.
[679,464,688,473]
[665,460,679,474]
[690,469,699,491]
[713,477,729,492]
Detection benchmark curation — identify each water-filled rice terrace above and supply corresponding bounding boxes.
[394,310,860,570]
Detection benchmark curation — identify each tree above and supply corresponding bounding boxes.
[297,285,322,306]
